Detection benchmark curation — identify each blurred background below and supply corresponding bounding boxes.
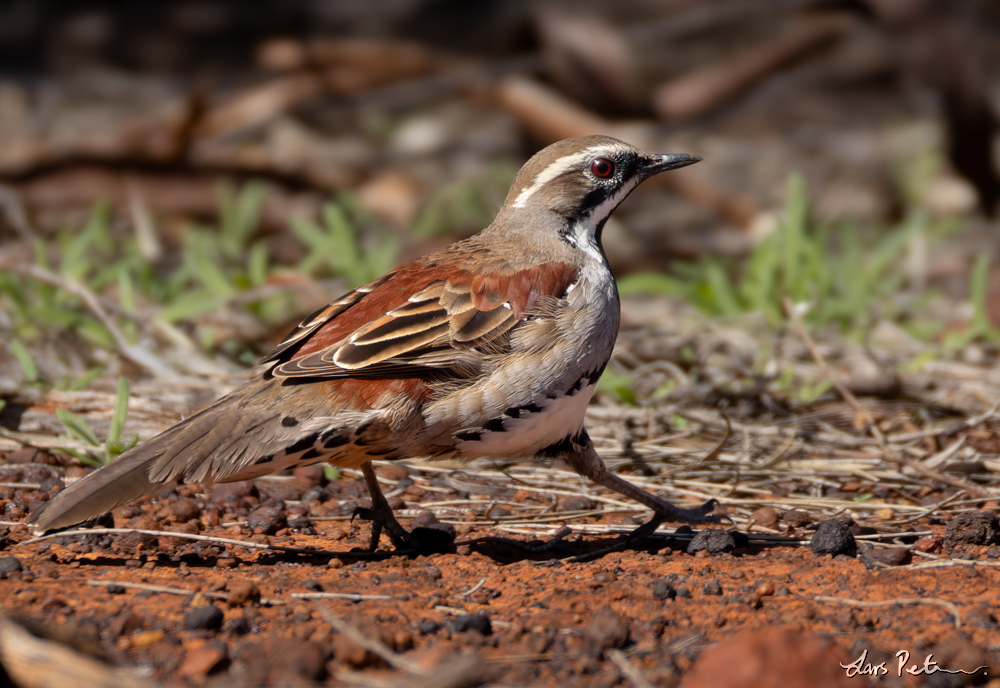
[1,0,999,405]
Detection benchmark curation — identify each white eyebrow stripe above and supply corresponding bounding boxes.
[511,144,623,208]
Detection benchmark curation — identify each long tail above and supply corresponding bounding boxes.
[26,441,172,534]
[27,379,352,535]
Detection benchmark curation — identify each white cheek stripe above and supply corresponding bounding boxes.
[512,144,627,209]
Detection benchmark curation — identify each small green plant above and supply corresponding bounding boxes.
[292,194,400,289]
[595,368,637,405]
[8,339,39,383]
[322,465,341,482]
[619,174,921,338]
[55,376,138,466]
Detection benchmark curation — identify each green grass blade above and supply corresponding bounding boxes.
[56,407,100,447]
[10,338,39,382]
[107,376,130,449]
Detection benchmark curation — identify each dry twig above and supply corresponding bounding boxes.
[813,595,963,627]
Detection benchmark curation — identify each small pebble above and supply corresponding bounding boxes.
[585,606,629,649]
[0,556,23,575]
[702,580,723,596]
[749,506,779,529]
[651,580,676,601]
[559,495,596,512]
[301,486,329,503]
[809,518,856,556]
[688,529,736,555]
[247,506,287,535]
[417,619,442,635]
[224,616,252,636]
[183,604,224,632]
[912,536,943,554]
[944,511,999,547]
[176,643,229,679]
[226,581,261,607]
[487,506,510,520]
[860,547,912,569]
[130,630,166,648]
[445,613,492,635]
[288,515,316,534]
[168,499,202,523]
[755,582,775,597]
[110,612,144,637]
[782,509,814,527]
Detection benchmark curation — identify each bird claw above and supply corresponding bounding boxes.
[625,499,731,546]
[351,505,418,551]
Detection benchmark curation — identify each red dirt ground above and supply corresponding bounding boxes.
[2,458,999,688]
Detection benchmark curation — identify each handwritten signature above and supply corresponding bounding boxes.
[842,649,987,678]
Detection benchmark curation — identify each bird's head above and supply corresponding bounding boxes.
[493,135,700,252]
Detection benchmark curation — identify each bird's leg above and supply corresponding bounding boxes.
[352,461,417,551]
[561,431,727,539]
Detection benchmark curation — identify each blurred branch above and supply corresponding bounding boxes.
[652,13,853,122]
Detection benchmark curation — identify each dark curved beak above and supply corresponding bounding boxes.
[641,152,702,179]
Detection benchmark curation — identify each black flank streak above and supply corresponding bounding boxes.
[455,430,482,442]
[483,417,506,433]
[586,364,607,386]
[300,448,323,461]
[281,417,299,427]
[254,454,274,466]
[323,434,350,449]
[285,434,318,455]
[567,376,587,396]
[505,403,543,418]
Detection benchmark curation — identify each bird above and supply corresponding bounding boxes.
[28,135,723,548]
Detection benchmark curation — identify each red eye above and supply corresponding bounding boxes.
[591,158,614,178]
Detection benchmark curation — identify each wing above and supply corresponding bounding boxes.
[261,256,579,380]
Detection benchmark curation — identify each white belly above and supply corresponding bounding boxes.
[456,384,595,459]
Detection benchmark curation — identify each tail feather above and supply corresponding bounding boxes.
[27,443,168,534]
[26,396,241,535]
[27,380,360,535]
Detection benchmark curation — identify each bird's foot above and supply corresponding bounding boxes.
[625,499,730,546]
[351,505,418,551]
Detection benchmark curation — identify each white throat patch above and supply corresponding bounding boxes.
[566,177,642,262]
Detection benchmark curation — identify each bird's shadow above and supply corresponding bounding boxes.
[28,524,773,572]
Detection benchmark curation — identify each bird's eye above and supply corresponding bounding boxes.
[591,158,614,178]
